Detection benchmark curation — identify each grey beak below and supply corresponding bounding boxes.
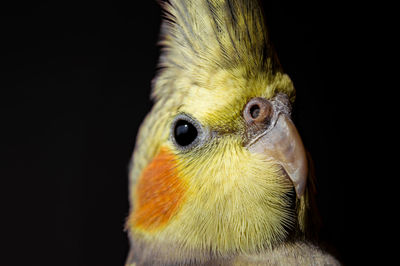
[244,94,308,197]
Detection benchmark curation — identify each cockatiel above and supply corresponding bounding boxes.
[126,0,339,265]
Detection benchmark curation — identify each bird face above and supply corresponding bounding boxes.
[126,0,313,260]
[128,71,308,254]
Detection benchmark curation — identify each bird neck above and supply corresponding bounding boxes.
[125,237,338,265]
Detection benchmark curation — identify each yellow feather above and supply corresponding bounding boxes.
[152,0,294,101]
[127,0,316,263]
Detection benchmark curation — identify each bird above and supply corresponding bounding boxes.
[125,0,340,265]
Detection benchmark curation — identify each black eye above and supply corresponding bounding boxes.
[173,119,198,147]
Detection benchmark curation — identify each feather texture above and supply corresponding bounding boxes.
[153,0,293,101]
[126,0,338,265]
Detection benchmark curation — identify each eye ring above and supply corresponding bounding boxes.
[170,113,205,151]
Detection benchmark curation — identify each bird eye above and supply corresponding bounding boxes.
[171,114,203,150]
[174,120,198,146]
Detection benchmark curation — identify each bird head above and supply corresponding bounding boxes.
[126,0,319,262]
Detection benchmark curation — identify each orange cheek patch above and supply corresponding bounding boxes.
[130,147,186,231]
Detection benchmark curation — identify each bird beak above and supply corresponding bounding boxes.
[244,94,308,197]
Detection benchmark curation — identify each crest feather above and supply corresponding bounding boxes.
[153,0,283,100]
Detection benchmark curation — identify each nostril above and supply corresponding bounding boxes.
[243,97,272,124]
[250,104,260,119]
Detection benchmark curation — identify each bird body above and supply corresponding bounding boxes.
[126,0,340,265]
[127,240,338,265]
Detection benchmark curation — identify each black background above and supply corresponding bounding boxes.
[2,1,352,265]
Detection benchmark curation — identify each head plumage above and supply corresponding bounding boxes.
[152,0,287,101]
